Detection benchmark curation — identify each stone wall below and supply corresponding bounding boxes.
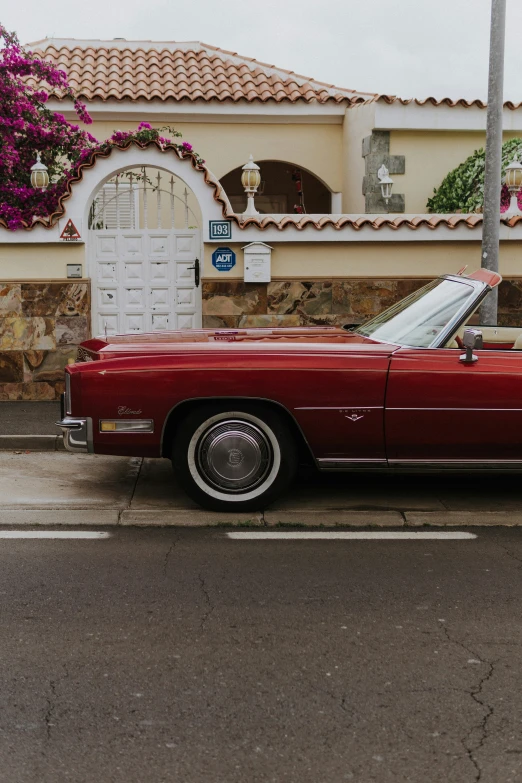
[202,278,522,330]
[0,281,90,401]
[202,279,427,328]
[362,131,406,213]
[497,280,522,325]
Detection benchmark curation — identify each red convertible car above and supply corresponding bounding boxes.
[58,269,515,511]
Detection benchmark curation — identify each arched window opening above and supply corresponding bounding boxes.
[88,167,201,230]
[220,160,332,215]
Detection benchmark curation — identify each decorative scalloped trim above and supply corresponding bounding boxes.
[5,138,522,233]
[0,138,237,232]
[236,213,522,231]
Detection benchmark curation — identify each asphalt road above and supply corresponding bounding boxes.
[2,527,522,782]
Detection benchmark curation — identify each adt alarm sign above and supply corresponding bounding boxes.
[212,247,236,272]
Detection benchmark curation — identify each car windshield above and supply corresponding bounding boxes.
[354,278,479,347]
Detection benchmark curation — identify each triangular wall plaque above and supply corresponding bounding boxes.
[60,219,81,241]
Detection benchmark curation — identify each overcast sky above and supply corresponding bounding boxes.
[3,0,522,101]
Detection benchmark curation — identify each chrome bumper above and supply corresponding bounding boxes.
[55,417,93,454]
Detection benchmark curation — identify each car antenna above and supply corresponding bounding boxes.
[456,265,468,276]
[104,321,108,341]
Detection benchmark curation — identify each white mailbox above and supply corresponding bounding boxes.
[243,242,272,283]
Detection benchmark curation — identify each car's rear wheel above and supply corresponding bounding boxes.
[172,404,297,511]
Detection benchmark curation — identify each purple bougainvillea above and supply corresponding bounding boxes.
[499,183,522,213]
[0,25,204,230]
[0,24,98,229]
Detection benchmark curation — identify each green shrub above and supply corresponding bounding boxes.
[427,137,522,213]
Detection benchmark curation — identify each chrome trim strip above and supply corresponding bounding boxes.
[318,458,388,470]
[56,417,93,453]
[388,407,522,412]
[318,458,386,463]
[317,457,522,472]
[64,373,72,416]
[390,459,522,465]
[55,419,82,430]
[295,406,382,411]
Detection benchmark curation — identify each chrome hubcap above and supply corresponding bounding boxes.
[196,419,272,492]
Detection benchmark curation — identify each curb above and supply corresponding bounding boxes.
[0,509,521,527]
[404,511,522,526]
[0,510,120,526]
[0,435,65,451]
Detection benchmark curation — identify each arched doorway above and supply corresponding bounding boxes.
[220,160,332,214]
[88,165,202,336]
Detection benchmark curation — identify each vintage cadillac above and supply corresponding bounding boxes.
[58,269,518,511]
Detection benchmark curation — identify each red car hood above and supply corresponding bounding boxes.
[78,326,396,361]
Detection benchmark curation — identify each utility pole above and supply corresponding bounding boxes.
[480,0,506,325]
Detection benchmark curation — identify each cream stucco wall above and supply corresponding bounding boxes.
[390,130,522,214]
[0,243,85,279]
[3,238,522,282]
[88,121,343,193]
[204,240,522,280]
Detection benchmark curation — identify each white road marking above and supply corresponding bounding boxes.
[227,531,477,540]
[0,531,111,539]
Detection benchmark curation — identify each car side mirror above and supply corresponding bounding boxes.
[460,328,483,364]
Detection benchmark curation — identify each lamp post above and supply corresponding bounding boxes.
[504,158,522,216]
[377,164,394,210]
[30,152,49,191]
[480,0,507,325]
[241,155,261,217]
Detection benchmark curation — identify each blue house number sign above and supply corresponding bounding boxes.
[212,247,236,272]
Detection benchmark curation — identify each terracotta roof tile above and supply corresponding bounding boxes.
[27,39,371,103]
[234,213,520,232]
[352,94,522,111]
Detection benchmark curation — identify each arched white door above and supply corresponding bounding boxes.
[88,167,202,336]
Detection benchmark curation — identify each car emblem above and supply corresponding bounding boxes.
[345,414,364,422]
[228,448,244,466]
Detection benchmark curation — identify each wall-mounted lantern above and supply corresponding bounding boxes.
[30,151,49,191]
[377,163,394,207]
[504,157,522,216]
[377,163,394,206]
[241,154,261,217]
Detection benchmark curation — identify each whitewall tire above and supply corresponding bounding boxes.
[172,403,297,511]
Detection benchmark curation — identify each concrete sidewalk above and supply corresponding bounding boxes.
[1,451,522,527]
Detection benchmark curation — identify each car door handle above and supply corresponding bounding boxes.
[187,258,200,288]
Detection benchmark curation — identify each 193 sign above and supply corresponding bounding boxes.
[209,220,232,240]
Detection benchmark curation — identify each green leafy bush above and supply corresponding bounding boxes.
[427,137,522,213]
